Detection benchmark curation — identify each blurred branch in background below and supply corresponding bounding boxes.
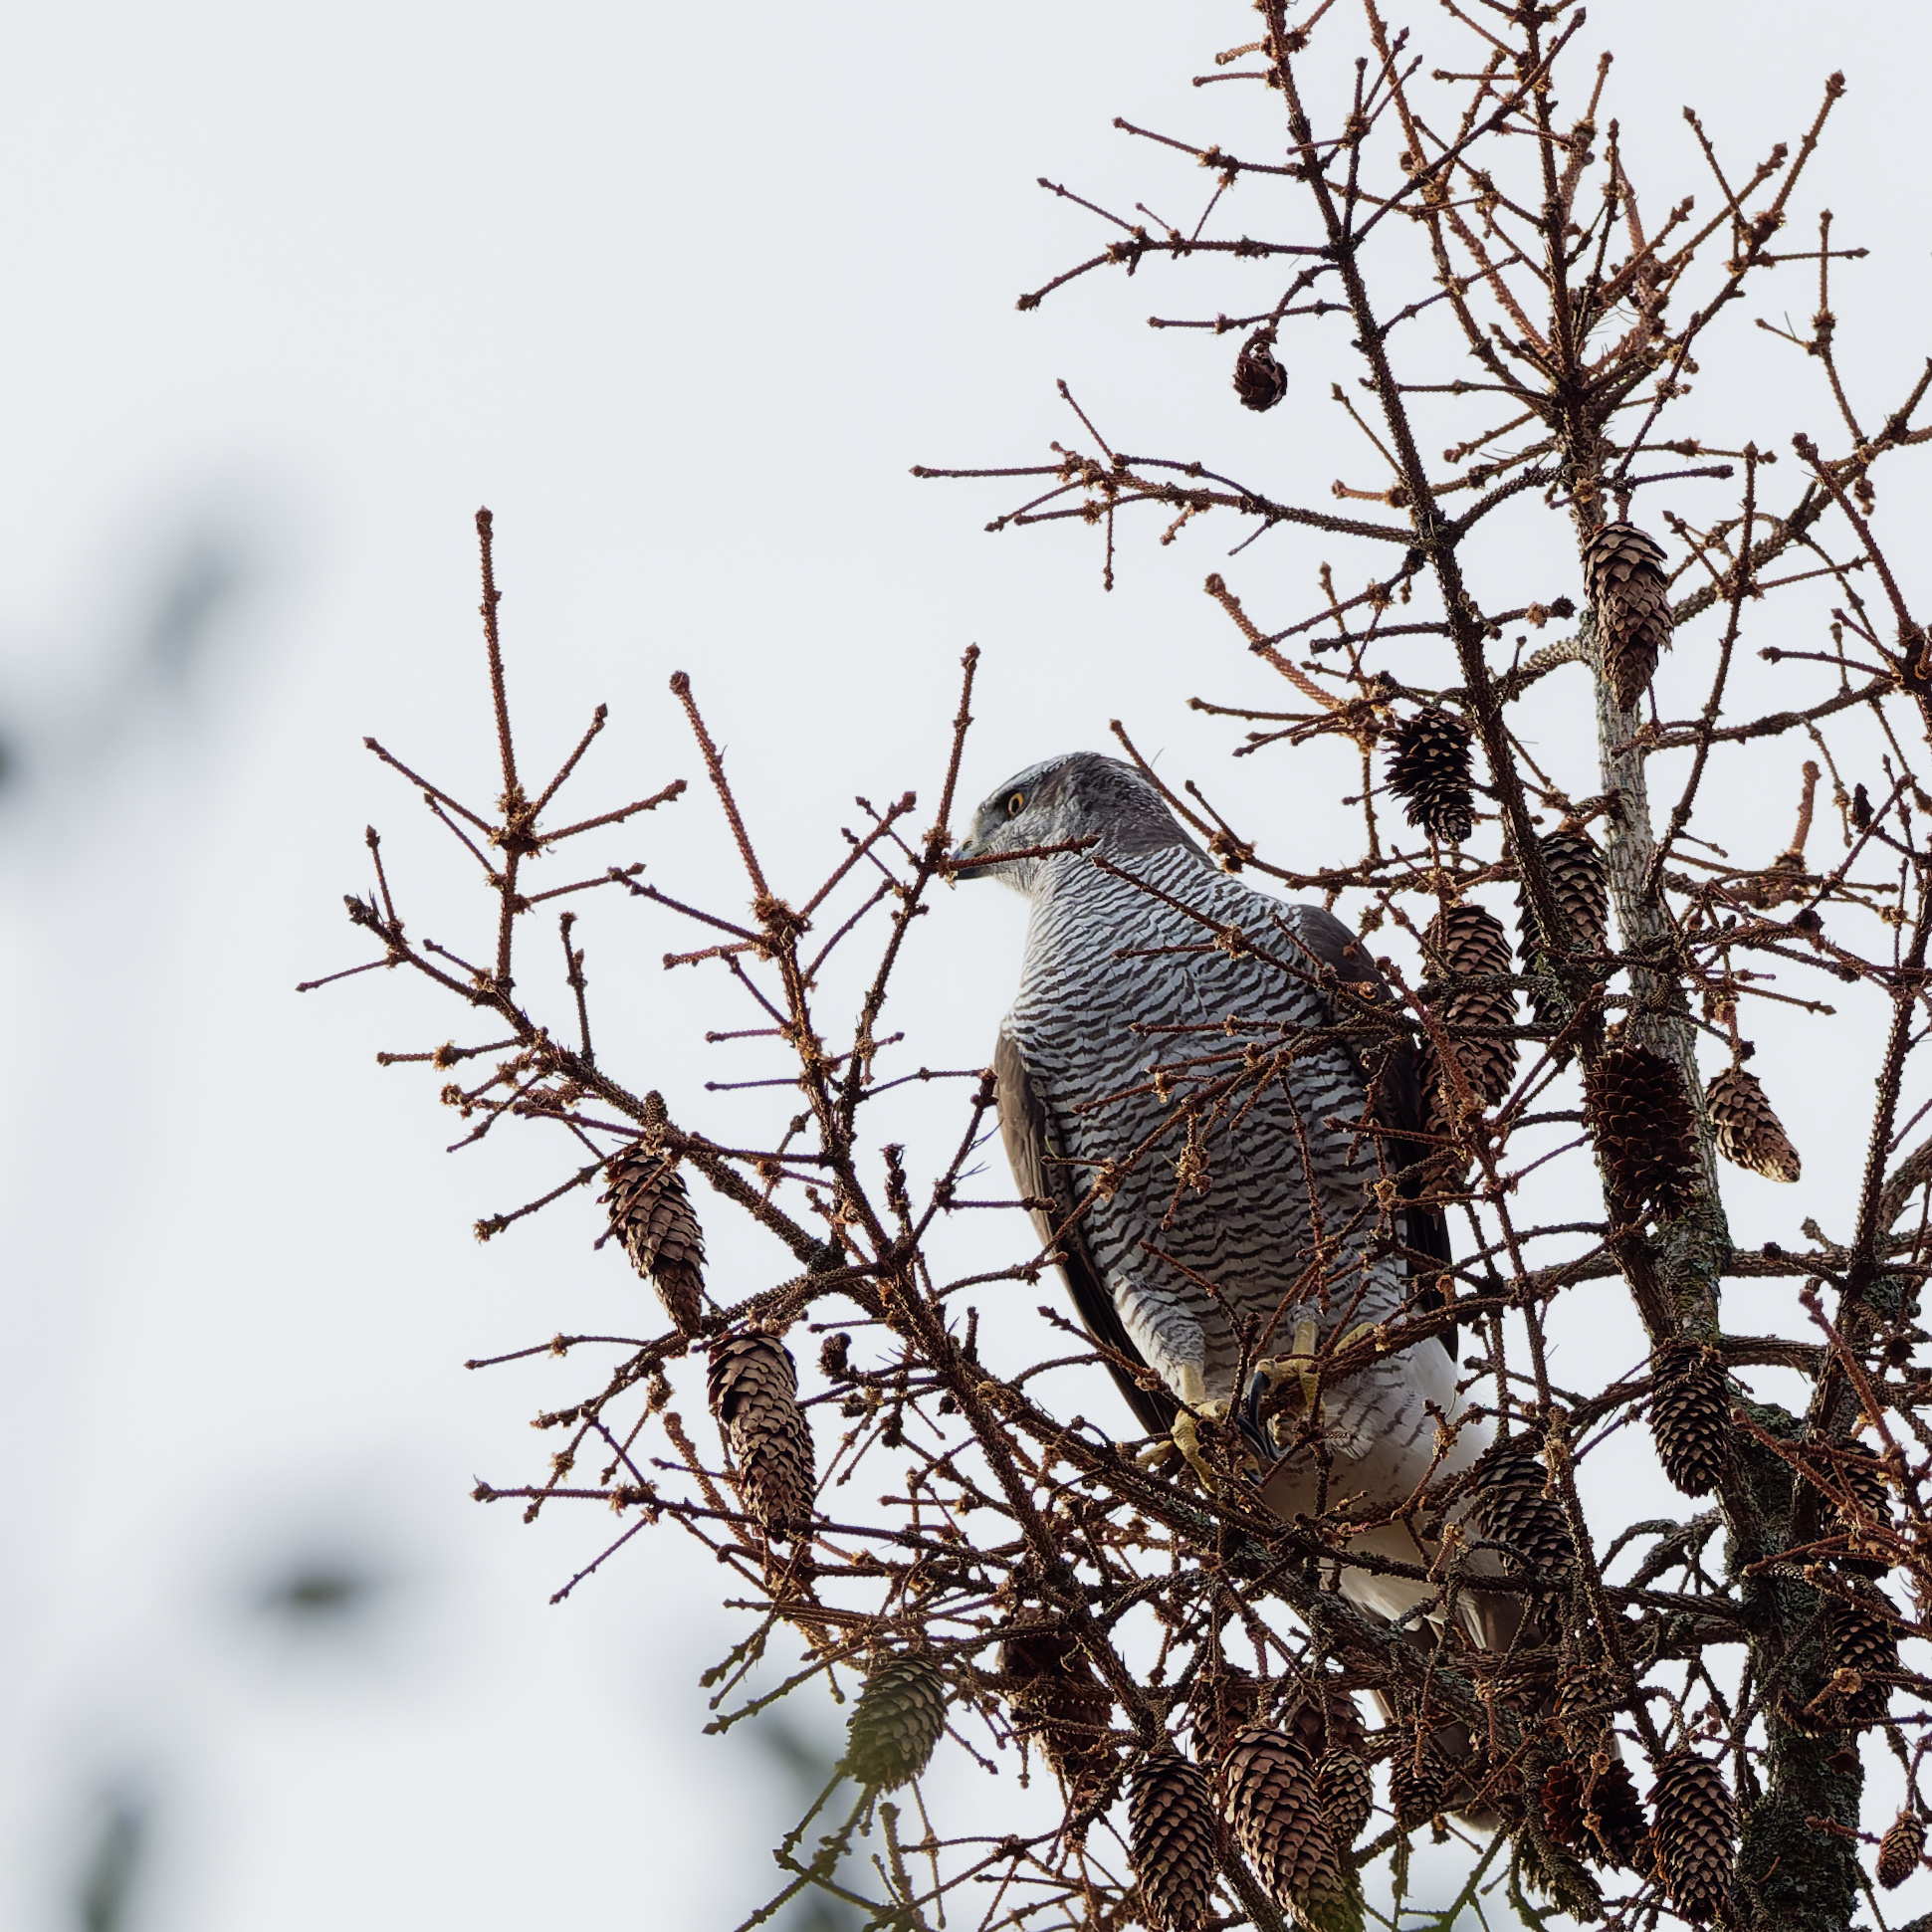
[753,1715,864,1932]
[0,515,260,821]
[72,1789,146,1932]
[252,1550,390,1639]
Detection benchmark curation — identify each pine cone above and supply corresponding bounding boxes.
[1540,1760,1588,1854]
[1648,1751,1735,1924]
[1186,1665,1266,1762]
[1827,1587,1899,1724]
[1233,330,1288,412]
[1517,1825,1606,1921]
[1387,708,1475,843]
[1877,1810,1925,1890]
[1839,1452,1892,1521]
[1387,1732,1448,1830]
[999,1617,1117,1800]
[1315,1747,1375,1850]
[1479,1638,1559,1704]
[1705,1066,1802,1182]
[1584,1761,1648,1868]
[1584,521,1671,711]
[1467,1434,1575,1587]
[601,1097,707,1334]
[1222,1728,1359,1928]
[1265,1675,1372,1848]
[1649,1339,1730,1497]
[1554,1632,1618,1751]
[1586,1044,1699,1220]
[707,1332,815,1535]
[1516,828,1608,1027]
[1830,1452,1894,1576]
[1279,1671,1367,1758]
[845,1652,949,1789]
[1419,904,1519,1145]
[1129,1757,1220,1931]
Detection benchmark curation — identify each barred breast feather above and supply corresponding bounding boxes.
[1001,840,1480,1531]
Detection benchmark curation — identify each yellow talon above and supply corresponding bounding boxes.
[1249,1319,1383,1450]
[1171,1411,1213,1490]
[1252,1320,1324,1439]
[1148,1367,1230,1490]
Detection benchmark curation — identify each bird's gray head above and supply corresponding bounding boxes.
[953,751,1199,897]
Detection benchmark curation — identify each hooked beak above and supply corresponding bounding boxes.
[948,836,987,888]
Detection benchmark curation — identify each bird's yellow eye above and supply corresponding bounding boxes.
[1006,791,1025,817]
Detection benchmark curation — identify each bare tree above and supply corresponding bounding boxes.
[307,5,1932,1928]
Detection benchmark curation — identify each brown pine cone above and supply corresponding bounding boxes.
[707,1332,815,1535]
[1877,1810,1926,1890]
[1705,1065,1802,1182]
[1585,1044,1699,1220]
[1649,1339,1730,1497]
[1541,1760,1588,1854]
[1517,1825,1606,1921]
[1129,1756,1220,1931]
[1648,1751,1735,1924]
[1315,1747,1375,1850]
[1478,1641,1558,1710]
[1829,1452,1894,1577]
[1387,1731,1448,1831]
[1233,330,1288,412]
[1269,1675,1372,1847]
[1467,1433,1575,1587]
[998,1616,1117,1800]
[1838,1452,1893,1521]
[1584,1760,1649,1868]
[1419,903,1518,1146]
[1584,521,1671,711]
[1827,1587,1899,1724]
[1554,1631,1618,1751]
[1186,1665,1266,1764]
[1515,827,1609,1027]
[1387,708,1475,843]
[1222,1728,1358,1926]
[845,1652,949,1789]
[1278,1669,1367,1757]
[601,1097,707,1334]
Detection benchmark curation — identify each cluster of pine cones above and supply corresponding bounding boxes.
[1410,874,1800,1208]
[1383,519,1803,1195]
[600,1092,821,1537]
[1130,1680,1373,1932]
[1382,519,1671,847]
[588,988,1868,1927]
[1121,1665,1776,1927]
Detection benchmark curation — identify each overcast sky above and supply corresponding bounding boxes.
[2,5,1930,1928]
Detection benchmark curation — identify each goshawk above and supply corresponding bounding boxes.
[955,751,1499,1640]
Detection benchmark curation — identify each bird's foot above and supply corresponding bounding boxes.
[1241,1320,1381,1454]
[1241,1319,1322,1457]
[1169,1399,1233,1491]
[1139,1366,1235,1490]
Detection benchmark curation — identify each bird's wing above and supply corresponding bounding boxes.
[1278,905,1454,1337]
[993,1021,1180,1438]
